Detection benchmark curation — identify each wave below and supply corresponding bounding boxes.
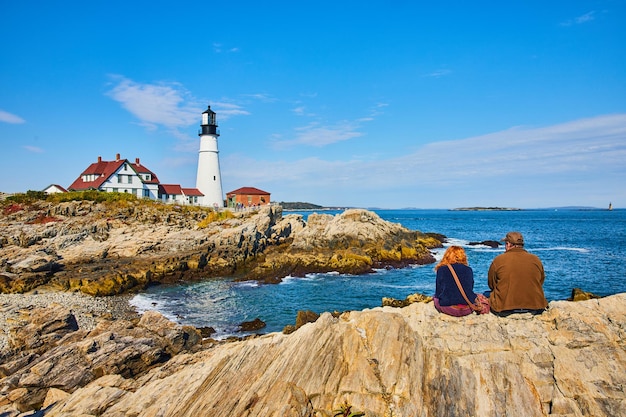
[534,247,590,253]
[233,281,260,288]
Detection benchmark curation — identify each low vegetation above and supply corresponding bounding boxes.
[1,190,235,228]
[197,210,235,228]
[332,401,366,417]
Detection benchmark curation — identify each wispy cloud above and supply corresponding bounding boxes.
[210,101,250,119]
[105,76,249,139]
[274,103,387,148]
[242,93,277,103]
[424,69,452,78]
[272,121,363,149]
[224,114,626,205]
[106,75,200,138]
[23,145,44,153]
[213,43,239,53]
[0,110,25,124]
[561,11,596,26]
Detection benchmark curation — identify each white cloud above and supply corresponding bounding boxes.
[106,75,200,131]
[0,110,25,124]
[105,76,249,139]
[23,145,44,153]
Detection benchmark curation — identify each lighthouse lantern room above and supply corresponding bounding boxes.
[200,106,219,135]
[195,105,224,207]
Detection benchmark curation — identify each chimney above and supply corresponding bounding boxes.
[97,156,102,163]
[116,153,120,161]
[135,157,140,165]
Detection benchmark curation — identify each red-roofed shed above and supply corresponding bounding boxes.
[226,187,271,208]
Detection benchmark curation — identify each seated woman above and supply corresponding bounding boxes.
[433,246,483,317]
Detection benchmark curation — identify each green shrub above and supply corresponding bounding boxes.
[4,190,47,204]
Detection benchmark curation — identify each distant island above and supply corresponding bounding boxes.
[278,201,324,210]
[451,207,522,211]
[279,202,352,211]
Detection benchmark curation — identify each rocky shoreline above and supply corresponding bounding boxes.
[0,201,443,296]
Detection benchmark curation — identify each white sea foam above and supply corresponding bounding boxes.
[444,238,468,247]
[129,294,180,323]
[279,275,297,284]
[129,294,158,313]
[234,281,260,288]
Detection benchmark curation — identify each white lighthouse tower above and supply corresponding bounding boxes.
[196,105,224,207]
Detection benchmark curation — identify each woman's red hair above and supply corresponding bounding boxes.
[435,245,468,270]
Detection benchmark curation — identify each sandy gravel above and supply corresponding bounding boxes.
[0,291,139,352]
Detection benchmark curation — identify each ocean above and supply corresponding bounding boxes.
[130,208,626,338]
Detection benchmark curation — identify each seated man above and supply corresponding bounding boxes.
[488,231,548,316]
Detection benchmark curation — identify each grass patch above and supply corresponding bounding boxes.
[197,210,235,228]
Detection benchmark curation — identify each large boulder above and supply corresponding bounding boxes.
[2,293,621,417]
[0,306,202,413]
[239,209,441,283]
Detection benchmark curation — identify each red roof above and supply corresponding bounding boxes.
[226,187,270,196]
[68,159,126,190]
[68,157,160,191]
[182,188,204,196]
[159,184,183,195]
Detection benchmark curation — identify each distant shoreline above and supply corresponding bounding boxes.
[451,207,522,211]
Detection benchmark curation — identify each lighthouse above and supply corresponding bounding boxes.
[195,105,224,207]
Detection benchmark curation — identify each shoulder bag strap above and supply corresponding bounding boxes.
[446,264,481,311]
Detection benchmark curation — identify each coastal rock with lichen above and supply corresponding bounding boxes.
[0,200,442,295]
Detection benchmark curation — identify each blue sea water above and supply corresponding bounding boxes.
[131,208,626,338]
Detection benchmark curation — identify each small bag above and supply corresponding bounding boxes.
[447,264,490,315]
[474,293,491,314]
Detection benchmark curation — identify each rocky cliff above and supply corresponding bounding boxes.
[0,294,624,416]
[0,201,442,295]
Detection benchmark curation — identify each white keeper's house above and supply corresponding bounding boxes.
[68,154,206,206]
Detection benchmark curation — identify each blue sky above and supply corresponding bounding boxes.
[1,1,625,209]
